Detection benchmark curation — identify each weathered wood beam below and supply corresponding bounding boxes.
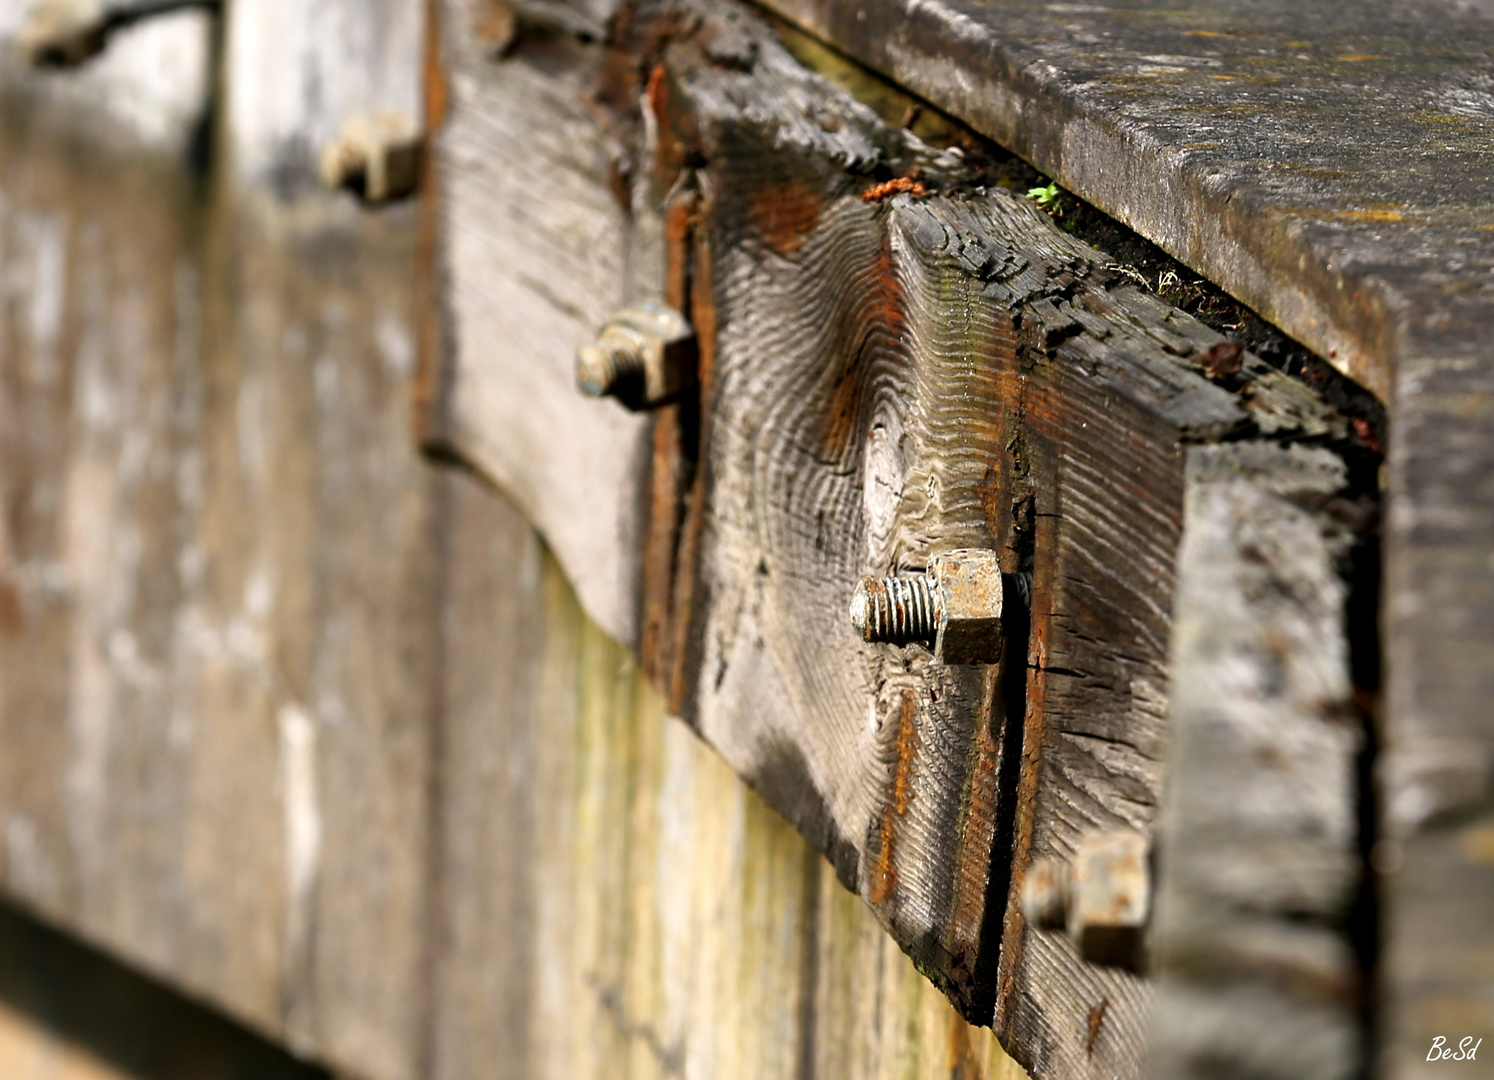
[721,5,1494,1066]
[1147,441,1366,1080]
[419,0,650,647]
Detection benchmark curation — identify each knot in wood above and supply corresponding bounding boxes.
[850,575,940,646]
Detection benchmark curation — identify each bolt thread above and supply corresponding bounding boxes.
[849,575,940,645]
[576,336,645,398]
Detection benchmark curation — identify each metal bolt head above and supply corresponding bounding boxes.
[575,303,696,409]
[1069,829,1150,970]
[17,0,108,67]
[320,112,423,203]
[928,549,1004,665]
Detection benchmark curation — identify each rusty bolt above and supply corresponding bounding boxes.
[18,0,109,66]
[1019,829,1150,971]
[320,112,423,204]
[849,548,1004,665]
[576,304,696,409]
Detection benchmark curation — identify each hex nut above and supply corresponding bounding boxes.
[17,0,108,66]
[575,303,696,409]
[320,112,423,204]
[928,549,1004,665]
[1069,829,1150,970]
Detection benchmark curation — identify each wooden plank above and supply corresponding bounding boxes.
[419,0,651,648]
[422,0,1371,1069]
[426,463,1035,1080]
[617,4,1359,1074]
[0,7,446,1078]
[0,903,330,1080]
[221,0,423,196]
[717,2,1494,1065]
[1146,441,1365,1080]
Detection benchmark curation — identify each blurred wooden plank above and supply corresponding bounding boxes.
[222,0,423,194]
[425,463,1034,1080]
[0,5,445,1077]
[1147,441,1364,1080]
[0,902,330,1080]
[419,0,650,647]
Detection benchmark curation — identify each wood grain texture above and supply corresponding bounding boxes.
[623,6,1358,1075]
[1147,442,1363,1080]
[426,464,1033,1080]
[692,2,1494,1069]
[420,0,652,647]
[0,45,444,1080]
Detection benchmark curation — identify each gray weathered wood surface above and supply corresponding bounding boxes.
[419,0,651,648]
[425,0,1375,1074]
[1147,442,1364,1080]
[0,3,1041,1078]
[730,3,1494,1071]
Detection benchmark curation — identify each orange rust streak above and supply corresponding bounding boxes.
[946,666,1005,966]
[861,177,929,202]
[660,215,720,714]
[870,692,919,906]
[646,63,669,127]
[747,181,822,257]
[663,190,697,311]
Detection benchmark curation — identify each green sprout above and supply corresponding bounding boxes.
[1026,181,1060,209]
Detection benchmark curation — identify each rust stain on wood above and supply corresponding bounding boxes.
[869,691,919,906]
[861,177,928,202]
[661,223,719,715]
[414,0,454,451]
[747,181,821,257]
[819,231,903,460]
[945,665,1004,976]
[1086,997,1109,1057]
[646,63,669,126]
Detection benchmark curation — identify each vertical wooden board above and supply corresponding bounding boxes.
[0,84,259,994]
[1381,332,1494,1078]
[421,0,651,648]
[198,200,441,1080]
[214,3,442,1075]
[1146,441,1361,1080]
[0,34,447,1080]
[426,465,1034,1080]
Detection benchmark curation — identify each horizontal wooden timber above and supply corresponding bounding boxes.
[726,4,1494,1068]
[423,0,1377,1074]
